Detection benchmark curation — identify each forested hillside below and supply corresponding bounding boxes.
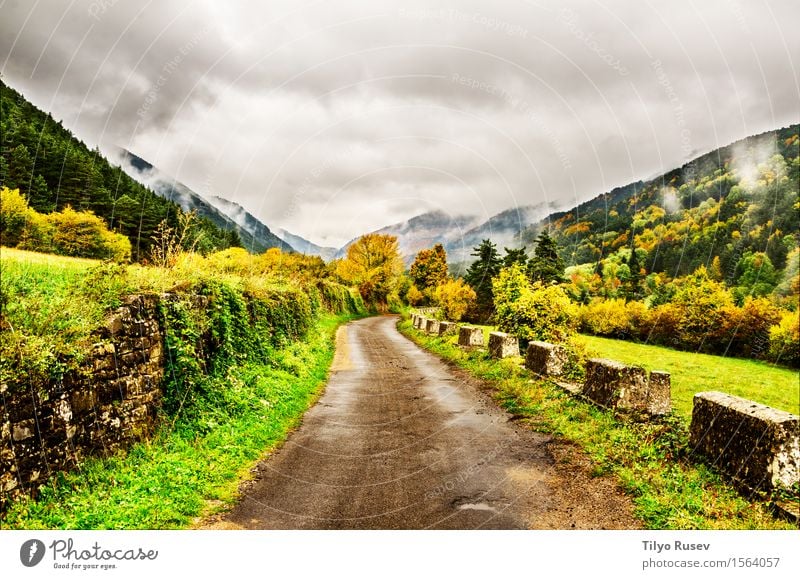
[0,79,240,260]
[523,125,799,289]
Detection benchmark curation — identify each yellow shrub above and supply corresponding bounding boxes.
[768,310,800,367]
[0,187,33,246]
[434,278,476,322]
[579,299,632,337]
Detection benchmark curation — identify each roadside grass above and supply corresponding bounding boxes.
[399,319,795,530]
[576,335,800,418]
[2,313,354,529]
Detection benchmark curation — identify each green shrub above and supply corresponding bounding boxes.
[493,265,577,344]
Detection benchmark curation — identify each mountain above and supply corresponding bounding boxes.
[336,210,481,265]
[273,228,338,261]
[116,149,293,254]
[447,203,552,263]
[520,124,800,280]
[336,204,553,266]
[0,79,241,260]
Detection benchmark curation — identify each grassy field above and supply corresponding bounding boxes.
[576,335,799,418]
[401,319,796,530]
[439,317,799,419]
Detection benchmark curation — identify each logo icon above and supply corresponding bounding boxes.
[20,539,46,567]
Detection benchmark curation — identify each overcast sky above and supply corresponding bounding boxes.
[2,0,798,246]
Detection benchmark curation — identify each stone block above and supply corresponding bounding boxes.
[689,391,799,491]
[414,316,426,330]
[425,319,441,335]
[647,371,672,416]
[583,358,663,416]
[488,332,519,359]
[458,326,484,347]
[525,341,567,377]
[12,419,36,442]
[437,321,458,336]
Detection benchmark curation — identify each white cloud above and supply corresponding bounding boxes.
[2,0,798,246]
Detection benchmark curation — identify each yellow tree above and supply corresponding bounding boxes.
[336,233,403,307]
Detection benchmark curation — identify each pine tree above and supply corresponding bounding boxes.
[626,246,644,299]
[6,144,33,194]
[28,173,53,212]
[502,246,528,269]
[464,239,502,320]
[529,230,565,283]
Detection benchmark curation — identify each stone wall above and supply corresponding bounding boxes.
[425,319,441,335]
[689,391,800,492]
[0,293,201,511]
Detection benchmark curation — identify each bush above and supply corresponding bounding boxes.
[669,266,735,351]
[0,186,32,246]
[433,278,476,322]
[493,265,577,344]
[579,299,632,338]
[768,310,800,367]
[721,297,782,358]
[406,284,424,306]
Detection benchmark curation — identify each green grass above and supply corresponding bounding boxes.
[1,246,367,529]
[400,319,796,530]
[1,313,354,529]
[576,335,800,418]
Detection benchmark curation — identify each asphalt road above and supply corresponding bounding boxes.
[205,316,639,529]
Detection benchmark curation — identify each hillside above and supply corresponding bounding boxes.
[337,209,480,264]
[521,125,800,282]
[0,79,239,261]
[117,149,293,254]
[274,227,338,261]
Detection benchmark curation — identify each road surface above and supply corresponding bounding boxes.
[204,316,639,529]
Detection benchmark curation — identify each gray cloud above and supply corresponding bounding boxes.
[2,0,798,246]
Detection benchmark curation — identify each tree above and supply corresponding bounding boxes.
[626,247,645,299]
[409,243,448,291]
[463,239,502,319]
[0,186,32,246]
[734,251,778,301]
[434,278,476,322]
[6,144,33,195]
[28,173,52,212]
[336,233,403,307]
[492,263,577,344]
[502,246,528,268]
[528,230,564,283]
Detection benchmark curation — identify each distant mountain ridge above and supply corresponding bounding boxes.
[273,228,338,261]
[116,149,293,254]
[335,210,481,265]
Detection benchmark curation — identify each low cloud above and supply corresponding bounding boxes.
[2,0,798,245]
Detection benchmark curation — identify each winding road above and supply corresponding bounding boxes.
[204,316,639,530]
